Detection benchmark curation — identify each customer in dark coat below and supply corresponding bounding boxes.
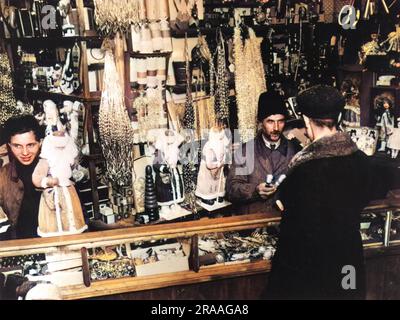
[266,85,373,300]
[226,92,301,214]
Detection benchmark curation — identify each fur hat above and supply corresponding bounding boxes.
[297,85,345,120]
[257,91,288,121]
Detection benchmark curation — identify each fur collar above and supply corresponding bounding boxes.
[288,132,358,170]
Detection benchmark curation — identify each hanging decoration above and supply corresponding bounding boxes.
[0,53,19,127]
[234,26,266,142]
[93,0,140,36]
[210,30,230,124]
[98,46,134,189]
[182,34,197,197]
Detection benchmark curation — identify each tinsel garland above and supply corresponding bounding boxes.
[182,36,197,197]
[234,27,266,142]
[0,53,19,127]
[99,50,134,188]
[212,31,230,123]
[134,88,164,143]
[94,0,140,36]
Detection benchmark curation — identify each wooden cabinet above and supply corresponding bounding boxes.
[0,213,277,300]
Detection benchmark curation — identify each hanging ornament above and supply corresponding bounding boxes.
[234,27,266,142]
[214,30,230,124]
[93,0,140,37]
[0,53,20,127]
[98,46,134,189]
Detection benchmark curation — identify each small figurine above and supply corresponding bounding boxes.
[144,165,159,222]
[195,127,230,211]
[153,129,188,219]
[340,79,361,128]
[60,100,82,143]
[375,94,395,152]
[32,131,87,237]
[388,118,400,159]
[359,33,385,65]
[43,100,65,136]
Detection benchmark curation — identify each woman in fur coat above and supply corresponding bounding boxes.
[266,86,373,300]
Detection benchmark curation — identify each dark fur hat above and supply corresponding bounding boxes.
[297,85,345,120]
[257,91,288,121]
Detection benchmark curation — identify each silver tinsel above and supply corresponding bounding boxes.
[99,50,134,188]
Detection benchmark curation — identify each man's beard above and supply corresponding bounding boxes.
[264,131,282,141]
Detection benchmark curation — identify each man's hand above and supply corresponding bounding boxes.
[46,177,59,188]
[256,183,277,200]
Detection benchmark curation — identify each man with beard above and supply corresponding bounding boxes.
[0,115,44,239]
[226,91,301,214]
[266,85,373,300]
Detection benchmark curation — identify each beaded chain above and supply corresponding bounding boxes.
[182,34,197,197]
[214,31,230,123]
[98,50,134,189]
[0,53,19,127]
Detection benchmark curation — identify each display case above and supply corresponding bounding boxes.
[0,213,279,300]
[1,197,400,300]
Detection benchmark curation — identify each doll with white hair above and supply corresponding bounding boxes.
[195,126,231,211]
[32,131,87,237]
[43,100,65,136]
[153,129,187,219]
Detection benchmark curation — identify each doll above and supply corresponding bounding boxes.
[43,100,65,136]
[375,94,395,152]
[153,129,186,218]
[32,131,87,237]
[340,79,361,128]
[388,118,400,159]
[195,127,230,210]
[60,100,82,143]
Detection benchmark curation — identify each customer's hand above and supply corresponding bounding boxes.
[256,183,277,200]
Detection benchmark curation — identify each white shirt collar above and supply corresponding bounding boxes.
[262,135,281,150]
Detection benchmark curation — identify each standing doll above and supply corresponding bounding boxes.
[153,129,186,218]
[32,131,87,237]
[43,100,65,136]
[375,94,395,152]
[388,118,400,159]
[195,127,230,211]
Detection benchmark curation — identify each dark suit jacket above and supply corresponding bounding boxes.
[226,133,300,214]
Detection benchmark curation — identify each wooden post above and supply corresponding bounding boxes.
[114,32,126,95]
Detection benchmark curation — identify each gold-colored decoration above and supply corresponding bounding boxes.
[0,52,19,127]
[94,0,140,36]
[234,27,266,142]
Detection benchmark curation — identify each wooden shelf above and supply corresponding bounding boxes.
[14,86,101,103]
[204,1,261,8]
[5,36,104,48]
[129,51,172,59]
[61,259,270,300]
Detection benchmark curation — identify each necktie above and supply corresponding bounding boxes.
[270,144,276,151]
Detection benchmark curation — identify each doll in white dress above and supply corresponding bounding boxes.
[195,127,230,211]
[388,118,400,159]
[375,96,395,152]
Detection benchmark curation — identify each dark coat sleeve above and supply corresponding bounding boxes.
[225,145,260,202]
